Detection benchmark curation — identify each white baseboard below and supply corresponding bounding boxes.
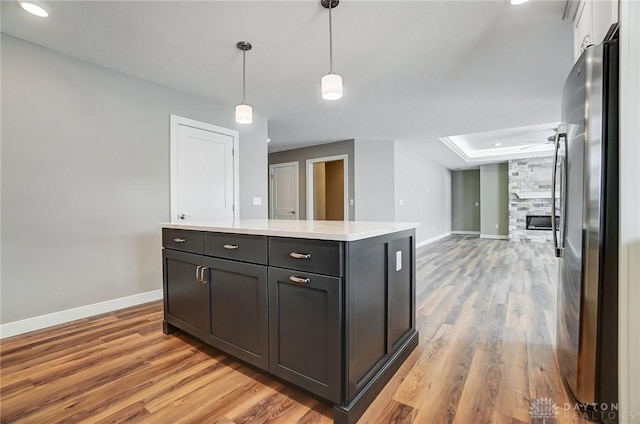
[452,231,481,235]
[480,234,509,240]
[0,289,163,339]
[416,231,452,248]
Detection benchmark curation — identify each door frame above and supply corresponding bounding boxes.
[170,115,239,223]
[306,154,349,221]
[269,161,299,219]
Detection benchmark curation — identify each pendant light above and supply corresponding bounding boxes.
[235,41,253,124]
[321,0,342,100]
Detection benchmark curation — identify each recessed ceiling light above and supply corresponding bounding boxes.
[510,0,529,5]
[18,0,50,17]
[267,138,271,143]
[494,142,502,147]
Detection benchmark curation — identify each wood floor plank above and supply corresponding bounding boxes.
[417,284,453,316]
[453,349,498,424]
[505,292,528,330]
[0,235,588,424]
[137,370,259,423]
[231,387,307,424]
[494,328,531,422]
[24,343,209,423]
[0,315,118,352]
[409,292,481,423]
[372,400,416,424]
[393,323,454,408]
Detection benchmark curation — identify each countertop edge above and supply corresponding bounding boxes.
[159,221,420,242]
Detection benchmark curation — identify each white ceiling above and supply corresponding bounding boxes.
[0,0,575,169]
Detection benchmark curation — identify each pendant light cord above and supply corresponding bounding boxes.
[242,49,247,104]
[329,0,333,74]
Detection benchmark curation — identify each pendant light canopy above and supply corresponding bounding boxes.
[235,41,253,124]
[321,0,342,100]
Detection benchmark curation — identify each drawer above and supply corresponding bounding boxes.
[268,237,343,277]
[162,229,204,254]
[204,233,267,265]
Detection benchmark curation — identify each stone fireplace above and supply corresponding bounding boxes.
[508,157,555,242]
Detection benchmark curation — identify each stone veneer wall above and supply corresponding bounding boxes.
[508,157,554,242]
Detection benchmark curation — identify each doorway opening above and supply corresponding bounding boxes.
[306,155,348,221]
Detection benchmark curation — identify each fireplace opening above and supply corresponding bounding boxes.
[526,215,559,231]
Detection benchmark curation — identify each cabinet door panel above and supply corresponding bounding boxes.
[388,237,413,351]
[268,267,342,403]
[347,242,388,400]
[205,258,268,370]
[163,250,204,336]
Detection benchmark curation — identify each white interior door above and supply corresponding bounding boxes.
[170,115,239,223]
[270,162,299,220]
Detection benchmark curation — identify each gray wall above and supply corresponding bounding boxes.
[354,139,395,221]
[1,35,268,324]
[394,141,452,242]
[451,170,480,232]
[268,140,355,220]
[480,163,509,237]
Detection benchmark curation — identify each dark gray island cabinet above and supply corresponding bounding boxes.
[161,220,419,424]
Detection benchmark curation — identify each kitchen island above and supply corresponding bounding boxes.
[160,220,419,424]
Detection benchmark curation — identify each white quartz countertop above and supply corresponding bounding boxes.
[160,220,420,241]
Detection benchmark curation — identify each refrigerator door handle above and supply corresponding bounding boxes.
[552,124,567,258]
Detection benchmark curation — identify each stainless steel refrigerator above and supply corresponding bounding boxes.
[553,25,619,422]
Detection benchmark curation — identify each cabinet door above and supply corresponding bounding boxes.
[203,258,269,370]
[268,267,342,403]
[387,237,414,351]
[163,249,205,337]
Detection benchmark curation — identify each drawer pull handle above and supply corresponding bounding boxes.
[174,238,186,243]
[195,265,201,282]
[289,276,310,284]
[289,252,311,259]
[200,267,208,284]
[223,244,239,250]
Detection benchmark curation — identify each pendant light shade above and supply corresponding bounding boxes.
[321,0,342,101]
[235,41,253,124]
[235,104,252,124]
[322,73,343,100]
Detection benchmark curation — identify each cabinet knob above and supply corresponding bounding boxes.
[289,276,310,284]
[174,238,186,243]
[289,252,311,259]
[223,244,239,250]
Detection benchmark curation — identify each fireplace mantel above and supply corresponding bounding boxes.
[514,191,555,199]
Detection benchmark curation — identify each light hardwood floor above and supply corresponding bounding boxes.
[0,236,587,423]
